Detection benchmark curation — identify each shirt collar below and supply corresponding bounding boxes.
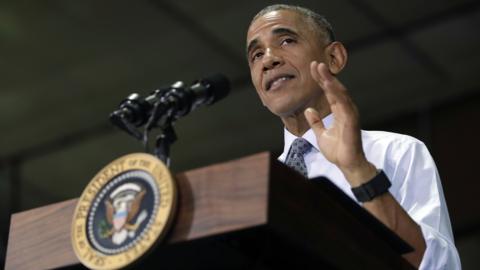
[279,114,334,161]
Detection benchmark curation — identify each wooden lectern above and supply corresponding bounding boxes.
[5,152,414,269]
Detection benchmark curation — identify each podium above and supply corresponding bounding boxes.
[5,152,414,269]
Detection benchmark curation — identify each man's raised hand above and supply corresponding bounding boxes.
[304,61,376,186]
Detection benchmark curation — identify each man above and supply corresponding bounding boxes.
[246,4,460,269]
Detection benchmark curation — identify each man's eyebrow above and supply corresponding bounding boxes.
[271,27,299,38]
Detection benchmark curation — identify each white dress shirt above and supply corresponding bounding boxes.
[278,114,461,270]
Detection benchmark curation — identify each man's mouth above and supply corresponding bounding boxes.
[266,74,295,91]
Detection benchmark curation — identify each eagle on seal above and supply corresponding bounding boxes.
[102,183,148,245]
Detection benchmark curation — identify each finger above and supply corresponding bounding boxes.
[315,62,336,85]
[310,62,345,104]
[316,63,347,97]
[315,63,357,115]
[310,61,324,85]
[310,61,357,119]
[313,65,359,128]
[304,107,326,135]
[310,61,339,108]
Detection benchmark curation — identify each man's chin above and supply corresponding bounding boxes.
[268,105,306,119]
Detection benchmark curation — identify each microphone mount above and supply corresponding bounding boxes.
[109,74,230,166]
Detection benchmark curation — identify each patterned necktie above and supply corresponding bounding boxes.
[285,138,312,178]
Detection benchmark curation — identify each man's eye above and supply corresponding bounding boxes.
[252,51,264,62]
[281,38,295,45]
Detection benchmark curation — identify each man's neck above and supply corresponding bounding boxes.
[281,106,330,137]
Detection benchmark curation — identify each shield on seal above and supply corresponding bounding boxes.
[113,210,128,230]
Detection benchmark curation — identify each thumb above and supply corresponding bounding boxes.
[304,108,326,134]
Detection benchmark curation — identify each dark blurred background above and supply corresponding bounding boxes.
[1,0,479,268]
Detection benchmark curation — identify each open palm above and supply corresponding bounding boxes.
[305,61,375,183]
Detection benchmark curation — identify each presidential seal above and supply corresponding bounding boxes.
[71,153,176,270]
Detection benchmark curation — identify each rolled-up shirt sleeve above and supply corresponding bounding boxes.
[386,137,461,270]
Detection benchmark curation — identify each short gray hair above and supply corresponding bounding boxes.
[251,4,336,43]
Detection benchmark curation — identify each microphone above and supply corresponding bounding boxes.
[110,74,230,136]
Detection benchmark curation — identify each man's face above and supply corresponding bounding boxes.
[247,10,328,117]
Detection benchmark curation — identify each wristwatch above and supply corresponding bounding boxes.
[351,170,391,202]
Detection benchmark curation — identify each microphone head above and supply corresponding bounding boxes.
[201,73,231,105]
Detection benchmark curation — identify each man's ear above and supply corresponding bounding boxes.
[325,41,348,75]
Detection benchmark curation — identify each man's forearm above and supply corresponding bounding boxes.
[342,162,426,268]
[364,192,426,268]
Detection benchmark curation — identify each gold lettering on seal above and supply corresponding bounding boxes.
[86,250,105,267]
[128,159,138,167]
[139,160,151,168]
[75,205,88,219]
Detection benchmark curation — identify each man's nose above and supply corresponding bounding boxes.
[262,48,283,71]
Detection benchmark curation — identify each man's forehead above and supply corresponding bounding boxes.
[247,10,304,42]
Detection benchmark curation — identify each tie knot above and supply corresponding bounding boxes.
[290,138,312,156]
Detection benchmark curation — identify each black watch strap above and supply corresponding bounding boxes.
[351,170,391,202]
